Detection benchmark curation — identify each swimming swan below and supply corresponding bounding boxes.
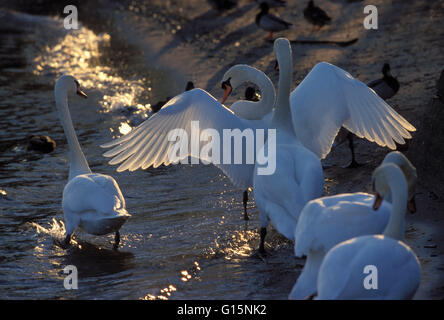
[55,75,130,249]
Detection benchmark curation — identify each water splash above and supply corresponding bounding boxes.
[29,218,78,247]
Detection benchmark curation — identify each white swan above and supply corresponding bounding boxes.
[289,151,417,300]
[316,163,421,299]
[253,38,324,253]
[55,75,130,248]
[221,62,416,161]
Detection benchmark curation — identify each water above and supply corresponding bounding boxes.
[0,9,300,299]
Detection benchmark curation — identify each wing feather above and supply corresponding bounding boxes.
[102,88,256,190]
[291,62,415,159]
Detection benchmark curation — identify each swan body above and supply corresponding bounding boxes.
[223,61,415,161]
[290,151,417,299]
[316,164,421,300]
[55,75,130,248]
[253,38,324,252]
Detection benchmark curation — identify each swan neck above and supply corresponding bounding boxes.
[271,47,294,135]
[383,168,408,240]
[230,67,275,120]
[55,88,91,180]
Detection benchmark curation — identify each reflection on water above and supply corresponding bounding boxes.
[0,8,302,300]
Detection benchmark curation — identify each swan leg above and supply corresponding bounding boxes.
[243,190,249,221]
[344,133,362,168]
[113,231,121,250]
[57,233,72,249]
[259,227,267,253]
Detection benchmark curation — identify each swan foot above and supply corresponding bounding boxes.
[303,292,318,300]
[113,231,120,250]
[243,190,249,221]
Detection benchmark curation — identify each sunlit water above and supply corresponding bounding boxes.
[0,9,301,299]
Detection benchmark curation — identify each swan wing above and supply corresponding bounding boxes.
[101,88,257,190]
[291,62,416,159]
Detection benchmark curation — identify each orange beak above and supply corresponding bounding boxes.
[221,85,232,105]
[372,192,383,210]
[77,88,88,99]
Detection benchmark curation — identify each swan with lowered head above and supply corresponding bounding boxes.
[55,75,130,249]
[289,151,417,300]
[253,38,324,253]
[315,163,421,299]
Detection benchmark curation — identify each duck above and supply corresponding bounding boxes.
[54,75,130,249]
[303,0,331,28]
[253,38,324,253]
[289,151,417,300]
[316,163,421,299]
[367,63,400,100]
[27,135,56,153]
[245,86,261,102]
[256,2,292,40]
[221,61,415,167]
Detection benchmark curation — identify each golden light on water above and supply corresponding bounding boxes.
[119,122,132,135]
[29,20,145,112]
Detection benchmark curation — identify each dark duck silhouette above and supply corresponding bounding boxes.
[337,63,401,168]
[256,2,292,40]
[27,135,56,153]
[303,0,331,28]
[367,63,400,100]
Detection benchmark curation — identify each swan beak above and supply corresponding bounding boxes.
[407,196,416,214]
[77,88,88,99]
[372,192,383,210]
[221,85,232,105]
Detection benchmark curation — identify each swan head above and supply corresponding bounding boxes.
[382,151,417,213]
[55,75,88,99]
[273,38,291,68]
[221,64,258,105]
[371,163,408,211]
